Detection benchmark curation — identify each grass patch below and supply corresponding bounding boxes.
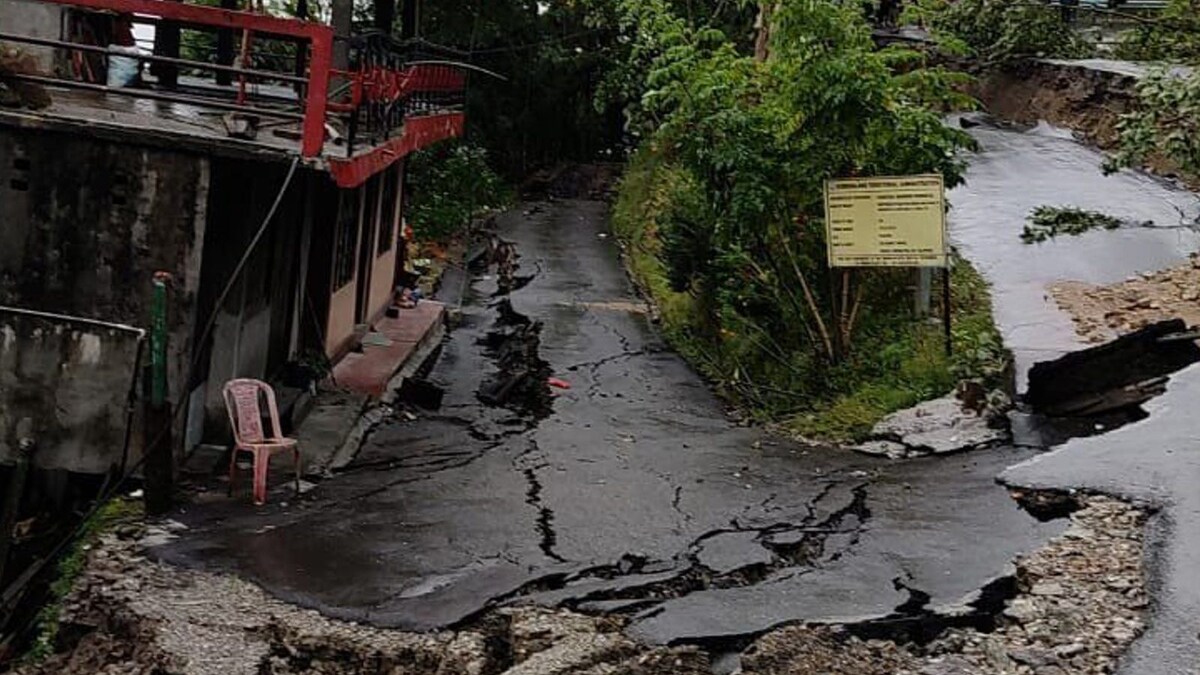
[1021,206,1127,244]
[787,259,1007,440]
[613,150,1007,442]
[22,497,143,663]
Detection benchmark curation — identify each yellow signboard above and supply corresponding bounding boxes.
[824,174,947,268]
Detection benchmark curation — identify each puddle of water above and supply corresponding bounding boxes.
[947,115,1200,390]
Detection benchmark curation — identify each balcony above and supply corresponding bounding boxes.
[0,0,466,186]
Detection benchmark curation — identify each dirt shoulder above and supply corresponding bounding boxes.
[1051,254,1200,344]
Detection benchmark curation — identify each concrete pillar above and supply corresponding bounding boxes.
[216,0,238,86]
[331,0,353,70]
[400,0,418,39]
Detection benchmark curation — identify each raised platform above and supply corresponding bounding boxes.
[331,301,445,399]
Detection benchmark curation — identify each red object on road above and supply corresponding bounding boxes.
[548,377,571,389]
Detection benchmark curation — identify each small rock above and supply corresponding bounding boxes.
[1054,642,1086,659]
[1109,626,1137,642]
[1003,598,1039,623]
[854,440,909,459]
[1008,646,1054,667]
[1030,581,1065,596]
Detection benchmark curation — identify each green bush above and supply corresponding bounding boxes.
[1114,0,1200,63]
[911,0,1093,64]
[24,498,143,663]
[605,0,1008,441]
[406,142,511,241]
[615,149,1007,441]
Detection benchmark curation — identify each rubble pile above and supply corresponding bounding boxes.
[856,392,1009,459]
[1051,254,1200,344]
[736,496,1148,675]
[913,496,1148,675]
[14,525,704,675]
[741,626,921,674]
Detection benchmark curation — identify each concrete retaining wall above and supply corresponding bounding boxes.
[0,126,208,473]
[0,314,143,472]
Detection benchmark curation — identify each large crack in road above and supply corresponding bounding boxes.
[151,197,1063,651]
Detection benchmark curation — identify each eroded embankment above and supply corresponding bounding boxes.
[973,61,1137,151]
[972,59,1192,185]
[14,493,1146,675]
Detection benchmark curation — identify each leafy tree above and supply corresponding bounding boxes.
[1114,0,1200,63]
[1106,0,1200,179]
[614,0,973,369]
[909,0,1092,65]
[1107,68,1200,178]
[406,141,511,239]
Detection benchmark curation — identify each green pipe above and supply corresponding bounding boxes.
[150,275,168,408]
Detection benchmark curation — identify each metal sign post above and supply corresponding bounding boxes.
[824,174,952,356]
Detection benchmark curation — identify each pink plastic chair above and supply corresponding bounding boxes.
[222,379,300,505]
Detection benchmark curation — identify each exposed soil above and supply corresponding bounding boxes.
[13,495,1145,674]
[973,62,1137,152]
[1051,253,1200,344]
[974,61,1192,186]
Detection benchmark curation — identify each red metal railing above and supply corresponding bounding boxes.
[24,0,335,156]
[0,0,467,179]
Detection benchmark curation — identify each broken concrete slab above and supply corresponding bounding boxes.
[293,390,369,475]
[695,531,774,575]
[514,568,687,609]
[869,394,1006,456]
[153,201,1062,654]
[1025,319,1199,417]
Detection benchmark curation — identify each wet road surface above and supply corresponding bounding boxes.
[948,115,1200,390]
[950,117,1200,674]
[156,199,1060,646]
[1003,367,1200,675]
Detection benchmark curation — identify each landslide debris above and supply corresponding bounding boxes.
[1052,253,1200,344]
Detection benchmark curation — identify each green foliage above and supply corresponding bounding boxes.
[179,0,308,73]
[1020,206,1126,243]
[605,0,1010,440]
[406,142,511,240]
[1114,0,1200,63]
[24,498,143,664]
[1108,68,1200,178]
[914,0,1093,65]
[615,162,1005,442]
[787,259,1006,440]
[419,0,635,175]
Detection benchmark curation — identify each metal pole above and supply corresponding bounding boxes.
[914,268,932,317]
[5,73,305,120]
[0,32,307,84]
[401,0,418,39]
[942,265,953,357]
[144,273,173,515]
[217,0,238,86]
[827,266,842,363]
[151,0,182,88]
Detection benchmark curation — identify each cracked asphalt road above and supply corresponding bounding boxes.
[155,198,1061,646]
[939,114,1200,675]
